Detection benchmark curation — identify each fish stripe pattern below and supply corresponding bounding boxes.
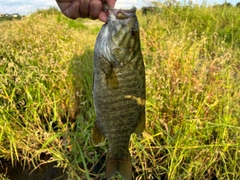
[92,4,145,180]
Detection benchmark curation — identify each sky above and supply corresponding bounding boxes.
[0,0,239,15]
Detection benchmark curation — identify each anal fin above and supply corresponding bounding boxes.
[134,110,145,135]
[92,121,105,146]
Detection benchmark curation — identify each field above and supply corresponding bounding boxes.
[0,3,240,180]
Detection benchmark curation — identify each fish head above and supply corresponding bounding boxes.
[105,5,139,48]
[99,5,141,67]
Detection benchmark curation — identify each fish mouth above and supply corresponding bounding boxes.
[104,3,136,19]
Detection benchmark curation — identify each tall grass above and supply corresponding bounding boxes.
[0,8,100,179]
[0,4,240,179]
[135,3,240,179]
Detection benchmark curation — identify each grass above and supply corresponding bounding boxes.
[0,4,240,179]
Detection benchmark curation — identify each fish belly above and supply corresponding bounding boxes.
[93,56,145,145]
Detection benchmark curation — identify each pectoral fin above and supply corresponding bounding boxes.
[92,121,105,146]
[105,69,119,89]
[100,56,119,89]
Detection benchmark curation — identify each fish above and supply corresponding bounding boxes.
[92,4,145,180]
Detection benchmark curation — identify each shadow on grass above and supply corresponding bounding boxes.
[0,48,96,180]
[0,154,67,180]
[67,49,111,179]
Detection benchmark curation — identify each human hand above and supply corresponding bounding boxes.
[56,0,116,22]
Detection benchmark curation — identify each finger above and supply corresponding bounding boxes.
[57,2,71,13]
[98,11,107,22]
[80,0,90,18]
[89,0,102,19]
[108,0,117,7]
[63,0,81,19]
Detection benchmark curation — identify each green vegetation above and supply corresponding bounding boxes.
[0,4,240,179]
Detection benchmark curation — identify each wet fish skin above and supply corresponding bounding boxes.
[92,6,145,180]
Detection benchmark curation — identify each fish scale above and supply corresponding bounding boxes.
[92,5,145,180]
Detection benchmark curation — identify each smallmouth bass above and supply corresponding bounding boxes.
[92,5,145,180]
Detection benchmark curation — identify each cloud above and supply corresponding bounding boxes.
[0,0,58,15]
[0,5,32,14]
[115,0,147,9]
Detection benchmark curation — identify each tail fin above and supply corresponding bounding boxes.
[105,155,132,180]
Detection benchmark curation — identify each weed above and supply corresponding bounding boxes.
[0,4,240,179]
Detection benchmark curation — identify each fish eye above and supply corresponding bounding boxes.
[130,27,136,36]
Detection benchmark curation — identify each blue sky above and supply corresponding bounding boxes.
[0,0,239,15]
